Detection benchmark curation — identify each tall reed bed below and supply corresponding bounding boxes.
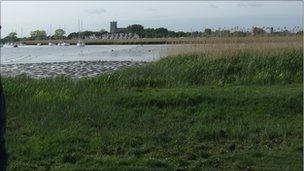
[88,43,302,88]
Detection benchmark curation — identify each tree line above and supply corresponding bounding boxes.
[1,25,302,43]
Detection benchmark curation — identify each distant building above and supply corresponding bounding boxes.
[100,33,139,40]
[110,21,126,33]
[110,21,117,33]
[101,21,139,39]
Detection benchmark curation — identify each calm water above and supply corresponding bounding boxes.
[0,45,171,64]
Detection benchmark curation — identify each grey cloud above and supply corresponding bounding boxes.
[151,15,168,19]
[237,2,262,8]
[209,4,219,8]
[147,8,157,11]
[84,8,106,14]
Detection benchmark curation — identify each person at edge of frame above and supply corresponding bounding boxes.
[0,25,8,171]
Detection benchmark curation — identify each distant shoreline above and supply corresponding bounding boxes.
[19,36,302,45]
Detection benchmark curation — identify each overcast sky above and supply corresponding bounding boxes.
[0,1,302,37]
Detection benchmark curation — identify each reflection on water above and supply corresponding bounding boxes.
[1,45,171,64]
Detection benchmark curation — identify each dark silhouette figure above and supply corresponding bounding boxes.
[0,79,7,171]
[0,25,8,171]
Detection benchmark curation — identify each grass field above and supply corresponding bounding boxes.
[2,42,303,170]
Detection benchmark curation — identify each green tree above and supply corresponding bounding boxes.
[191,31,200,37]
[155,27,169,38]
[252,27,266,36]
[9,32,17,37]
[54,29,66,39]
[232,31,247,37]
[204,28,212,36]
[126,24,144,36]
[176,31,186,37]
[67,32,78,39]
[168,31,177,37]
[214,30,230,37]
[99,29,107,34]
[1,36,12,43]
[142,28,155,38]
[81,31,94,37]
[30,30,47,40]
[221,30,230,37]
[9,32,18,41]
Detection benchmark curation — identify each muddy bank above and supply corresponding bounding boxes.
[1,60,147,79]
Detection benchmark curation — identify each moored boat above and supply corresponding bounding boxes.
[61,42,70,46]
[77,41,85,47]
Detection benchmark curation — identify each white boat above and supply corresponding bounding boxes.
[48,25,54,46]
[57,42,69,46]
[37,43,42,46]
[77,41,85,47]
[2,43,17,47]
[61,42,70,46]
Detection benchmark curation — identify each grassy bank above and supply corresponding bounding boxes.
[3,47,303,170]
[91,46,302,88]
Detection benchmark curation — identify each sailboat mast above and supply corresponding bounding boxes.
[81,21,83,40]
[49,24,52,40]
[78,19,80,40]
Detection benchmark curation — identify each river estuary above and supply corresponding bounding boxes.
[0,45,170,78]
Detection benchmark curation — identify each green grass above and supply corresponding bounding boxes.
[3,47,303,170]
[90,47,302,88]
